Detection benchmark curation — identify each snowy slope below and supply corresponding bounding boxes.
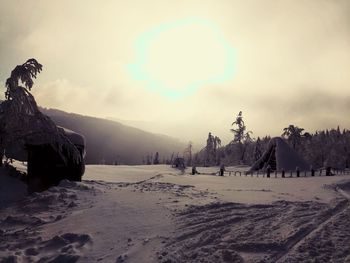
[0,165,350,262]
[40,108,186,164]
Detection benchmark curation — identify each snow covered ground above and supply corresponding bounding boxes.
[1,164,350,262]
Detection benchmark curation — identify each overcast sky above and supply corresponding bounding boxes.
[1,0,350,147]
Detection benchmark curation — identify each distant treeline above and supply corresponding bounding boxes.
[41,108,350,168]
[192,112,350,169]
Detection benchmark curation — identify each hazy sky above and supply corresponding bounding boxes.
[1,0,350,147]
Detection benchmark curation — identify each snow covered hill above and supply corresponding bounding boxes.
[39,108,186,165]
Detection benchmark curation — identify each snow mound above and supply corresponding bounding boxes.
[336,180,350,194]
[1,232,92,263]
[0,179,98,262]
[0,167,27,207]
[1,215,45,229]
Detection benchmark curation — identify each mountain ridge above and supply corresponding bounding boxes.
[40,107,185,165]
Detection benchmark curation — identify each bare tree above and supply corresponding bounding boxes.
[184,141,193,166]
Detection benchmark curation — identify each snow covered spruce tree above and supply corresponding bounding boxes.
[253,137,263,161]
[204,133,221,166]
[279,125,350,169]
[0,59,85,192]
[230,111,254,164]
[153,152,160,164]
[281,125,305,150]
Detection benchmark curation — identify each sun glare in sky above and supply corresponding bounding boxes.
[128,18,235,99]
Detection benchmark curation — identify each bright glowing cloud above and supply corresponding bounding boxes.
[1,1,350,145]
[128,18,235,99]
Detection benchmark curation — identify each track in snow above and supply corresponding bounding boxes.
[159,187,350,263]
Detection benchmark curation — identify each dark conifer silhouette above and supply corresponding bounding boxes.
[0,59,84,192]
[282,125,305,150]
[5,58,43,100]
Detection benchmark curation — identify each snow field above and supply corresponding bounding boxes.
[0,165,349,262]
